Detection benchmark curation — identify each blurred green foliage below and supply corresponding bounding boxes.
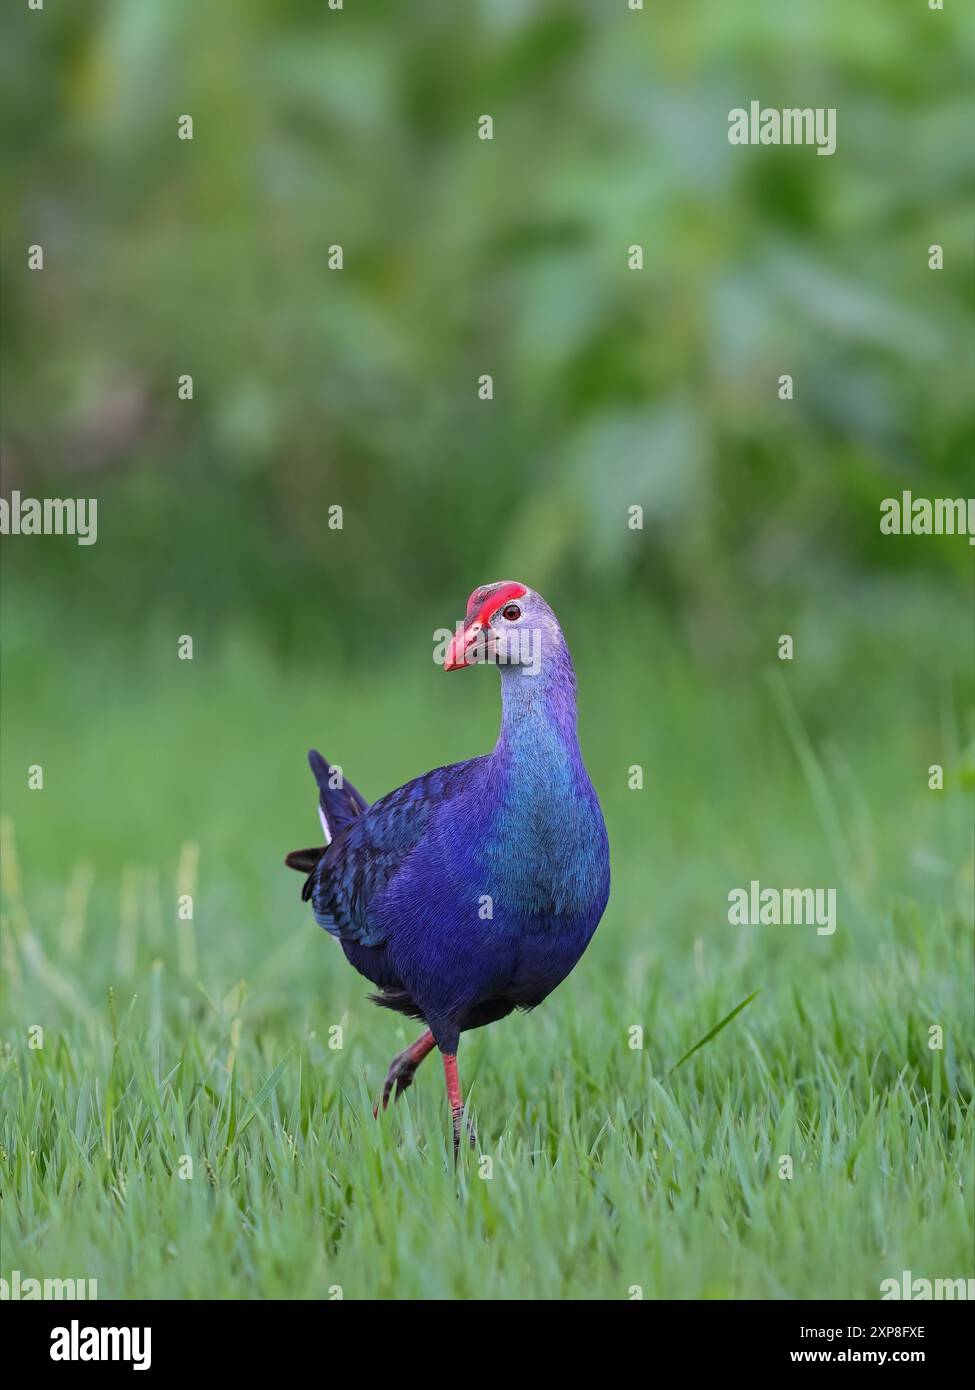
[2,0,973,654]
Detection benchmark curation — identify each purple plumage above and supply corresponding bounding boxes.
[286,581,610,1152]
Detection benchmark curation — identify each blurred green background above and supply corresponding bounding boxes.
[1,0,973,1299]
[3,0,974,640]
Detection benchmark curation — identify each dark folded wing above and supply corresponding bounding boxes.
[309,759,480,947]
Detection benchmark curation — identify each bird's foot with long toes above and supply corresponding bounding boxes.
[374,1030,436,1116]
[452,1105,477,1159]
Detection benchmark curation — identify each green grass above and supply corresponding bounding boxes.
[1,606,972,1299]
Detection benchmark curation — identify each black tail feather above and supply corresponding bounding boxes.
[308,749,369,835]
[286,750,370,896]
[285,847,324,874]
[367,989,428,1021]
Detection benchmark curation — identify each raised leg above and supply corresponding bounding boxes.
[443,1052,477,1158]
[374,1029,436,1116]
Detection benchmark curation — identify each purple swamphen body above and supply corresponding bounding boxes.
[286,581,610,1152]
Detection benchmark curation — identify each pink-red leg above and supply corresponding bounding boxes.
[374,1029,436,1116]
[443,1052,476,1157]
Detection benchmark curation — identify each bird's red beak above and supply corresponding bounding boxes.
[444,582,529,671]
[443,621,482,671]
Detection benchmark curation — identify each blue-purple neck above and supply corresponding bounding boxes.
[485,636,604,921]
[494,641,579,760]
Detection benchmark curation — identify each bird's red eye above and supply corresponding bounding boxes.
[501,603,521,621]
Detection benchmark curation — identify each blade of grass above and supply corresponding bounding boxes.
[670,990,761,1074]
[233,1048,295,1142]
